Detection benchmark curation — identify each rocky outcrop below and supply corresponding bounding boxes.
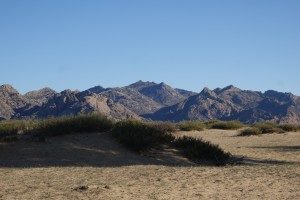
[24,88,57,106]
[100,87,162,115]
[0,84,28,119]
[126,81,191,106]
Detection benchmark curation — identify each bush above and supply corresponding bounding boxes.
[178,121,205,131]
[209,120,244,130]
[277,124,298,132]
[112,120,175,151]
[173,136,231,165]
[238,127,262,136]
[253,122,279,134]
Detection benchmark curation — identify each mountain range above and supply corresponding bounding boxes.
[1,81,300,124]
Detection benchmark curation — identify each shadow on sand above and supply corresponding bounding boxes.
[249,146,300,152]
[0,132,196,168]
[1,132,299,168]
[241,158,300,166]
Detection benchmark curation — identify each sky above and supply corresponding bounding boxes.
[0,0,299,95]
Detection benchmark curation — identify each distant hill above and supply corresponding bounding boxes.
[1,82,300,124]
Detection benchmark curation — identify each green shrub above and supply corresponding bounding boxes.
[253,122,279,133]
[178,121,205,131]
[238,127,262,136]
[112,120,175,151]
[277,124,298,132]
[173,136,231,165]
[209,120,244,130]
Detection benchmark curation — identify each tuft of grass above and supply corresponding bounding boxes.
[112,120,175,151]
[208,120,244,130]
[173,136,231,165]
[178,121,205,131]
[238,127,262,136]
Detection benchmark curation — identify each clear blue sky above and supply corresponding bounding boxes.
[0,0,299,95]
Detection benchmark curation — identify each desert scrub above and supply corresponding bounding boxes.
[252,122,280,133]
[34,114,114,136]
[112,120,175,151]
[238,127,262,136]
[0,114,114,139]
[0,120,37,137]
[173,136,231,165]
[178,121,205,131]
[208,120,244,130]
[277,124,298,132]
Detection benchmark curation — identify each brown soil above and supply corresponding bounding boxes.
[0,130,299,199]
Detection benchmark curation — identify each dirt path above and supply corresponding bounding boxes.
[0,130,299,199]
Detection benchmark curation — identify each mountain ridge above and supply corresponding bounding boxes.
[1,82,300,124]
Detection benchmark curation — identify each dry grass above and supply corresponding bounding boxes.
[0,129,299,199]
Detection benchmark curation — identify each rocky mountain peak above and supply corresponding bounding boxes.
[218,85,241,94]
[60,89,74,95]
[126,80,157,90]
[200,87,216,97]
[0,84,19,94]
[86,86,106,94]
[264,90,293,98]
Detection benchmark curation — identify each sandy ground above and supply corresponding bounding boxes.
[0,130,299,199]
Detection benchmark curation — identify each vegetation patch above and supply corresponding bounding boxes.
[0,114,114,140]
[33,114,114,136]
[178,121,205,131]
[239,122,300,136]
[173,136,231,165]
[277,124,298,132]
[208,120,244,130]
[238,127,262,136]
[112,120,175,151]
[0,120,37,137]
[252,122,280,134]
